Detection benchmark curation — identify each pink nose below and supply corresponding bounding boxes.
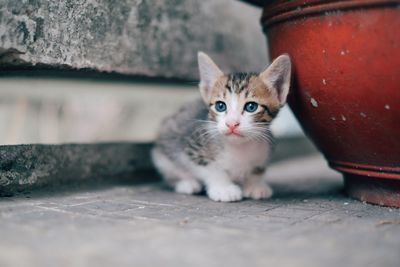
[226,122,240,131]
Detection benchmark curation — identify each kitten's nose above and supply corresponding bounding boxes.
[226,122,240,131]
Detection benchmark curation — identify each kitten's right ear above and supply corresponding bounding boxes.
[259,54,292,106]
[198,52,223,103]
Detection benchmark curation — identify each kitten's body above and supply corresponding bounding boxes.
[153,97,271,201]
[153,52,291,202]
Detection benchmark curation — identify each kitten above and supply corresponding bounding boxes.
[152,52,291,202]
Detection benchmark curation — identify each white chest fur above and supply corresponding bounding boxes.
[216,141,270,180]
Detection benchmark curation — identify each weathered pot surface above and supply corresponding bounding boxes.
[246,0,400,207]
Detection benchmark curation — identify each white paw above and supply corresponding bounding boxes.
[207,184,243,202]
[175,180,202,195]
[243,183,273,200]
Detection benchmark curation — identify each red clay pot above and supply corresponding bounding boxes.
[245,0,400,207]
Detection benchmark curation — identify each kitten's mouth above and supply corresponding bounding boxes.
[225,131,244,138]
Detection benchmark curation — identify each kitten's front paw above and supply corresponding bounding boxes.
[207,184,242,202]
[243,183,273,200]
[175,180,202,195]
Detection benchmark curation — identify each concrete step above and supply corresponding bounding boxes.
[0,143,153,196]
[0,0,267,79]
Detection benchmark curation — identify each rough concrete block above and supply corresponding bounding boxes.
[0,0,268,79]
[0,143,154,195]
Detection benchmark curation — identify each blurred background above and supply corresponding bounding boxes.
[0,0,302,145]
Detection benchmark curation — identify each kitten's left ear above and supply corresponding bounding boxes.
[198,51,224,103]
[259,54,292,105]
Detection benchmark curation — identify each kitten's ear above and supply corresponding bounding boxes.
[198,51,223,102]
[259,54,292,105]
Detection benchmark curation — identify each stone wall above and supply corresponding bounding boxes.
[0,0,268,79]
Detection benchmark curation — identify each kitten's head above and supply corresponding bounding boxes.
[198,52,291,143]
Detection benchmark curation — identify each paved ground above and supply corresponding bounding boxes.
[1,155,399,267]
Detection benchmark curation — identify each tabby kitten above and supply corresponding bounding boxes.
[152,52,291,202]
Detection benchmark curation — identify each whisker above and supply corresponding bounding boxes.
[189,122,221,144]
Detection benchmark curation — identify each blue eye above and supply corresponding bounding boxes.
[244,102,258,113]
[215,101,227,112]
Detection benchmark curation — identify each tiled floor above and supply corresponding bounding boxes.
[1,155,399,267]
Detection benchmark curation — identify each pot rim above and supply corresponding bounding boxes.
[259,0,399,28]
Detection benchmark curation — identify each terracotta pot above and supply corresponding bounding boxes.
[244,0,400,207]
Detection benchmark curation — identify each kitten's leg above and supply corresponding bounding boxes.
[175,179,202,195]
[152,148,202,194]
[198,168,242,202]
[242,172,273,200]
